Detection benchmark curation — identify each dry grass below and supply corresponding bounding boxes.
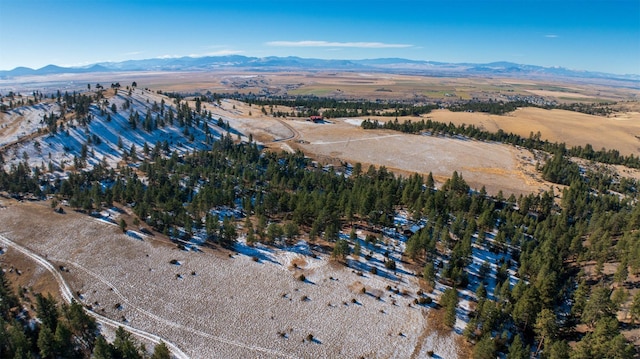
[289,256,307,270]
[0,240,62,301]
[427,107,640,156]
[0,199,463,358]
[281,118,548,196]
[204,94,639,198]
[3,70,639,197]
[4,70,637,102]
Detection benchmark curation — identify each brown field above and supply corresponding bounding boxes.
[5,69,637,156]
[426,107,640,156]
[3,70,638,102]
[202,99,547,196]
[292,118,547,196]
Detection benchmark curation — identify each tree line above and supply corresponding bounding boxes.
[361,118,640,169]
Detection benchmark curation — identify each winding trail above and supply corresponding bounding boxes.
[0,234,189,359]
[0,233,296,359]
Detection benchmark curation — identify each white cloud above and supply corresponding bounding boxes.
[266,40,413,49]
[544,34,559,38]
[197,49,244,56]
[158,49,244,59]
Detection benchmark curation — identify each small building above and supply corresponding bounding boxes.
[309,115,324,123]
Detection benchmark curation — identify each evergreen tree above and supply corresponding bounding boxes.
[534,308,558,354]
[151,341,171,359]
[506,334,528,359]
[37,325,55,359]
[473,334,496,359]
[331,239,350,260]
[92,336,115,359]
[441,288,458,329]
[113,326,143,359]
[422,262,436,289]
[582,286,614,327]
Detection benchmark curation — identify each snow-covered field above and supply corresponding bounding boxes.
[1,89,223,172]
[0,201,463,358]
[0,102,61,147]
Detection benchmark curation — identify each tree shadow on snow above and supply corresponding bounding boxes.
[233,242,280,265]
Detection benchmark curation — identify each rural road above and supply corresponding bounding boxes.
[0,234,190,359]
[273,119,300,142]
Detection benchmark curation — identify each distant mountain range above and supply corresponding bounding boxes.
[2,55,638,85]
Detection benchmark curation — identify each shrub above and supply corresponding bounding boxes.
[298,274,306,282]
[384,259,396,270]
[417,297,432,305]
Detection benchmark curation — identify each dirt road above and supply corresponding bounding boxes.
[0,234,190,359]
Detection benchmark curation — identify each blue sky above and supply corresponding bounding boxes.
[1,0,638,74]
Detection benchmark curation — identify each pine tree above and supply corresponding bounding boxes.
[0,269,18,319]
[534,308,557,353]
[582,286,614,327]
[422,262,436,289]
[92,336,114,359]
[113,326,142,359]
[353,240,361,259]
[119,219,127,233]
[36,293,59,332]
[332,239,350,260]
[473,334,496,359]
[441,288,458,329]
[506,334,528,359]
[151,341,171,359]
[37,325,55,359]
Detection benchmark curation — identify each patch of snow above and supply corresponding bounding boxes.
[343,118,364,126]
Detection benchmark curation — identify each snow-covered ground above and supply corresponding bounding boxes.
[0,102,61,147]
[343,118,364,126]
[0,202,464,359]
[1,89,225,173]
